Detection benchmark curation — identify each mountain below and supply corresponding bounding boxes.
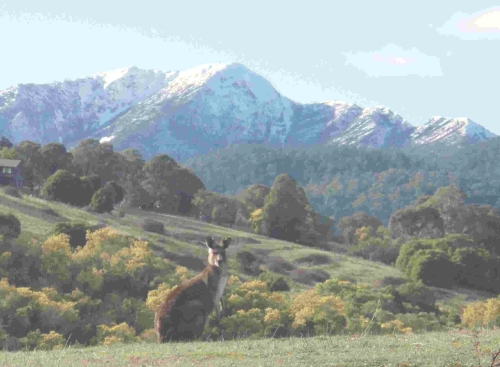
[0,63,496,159]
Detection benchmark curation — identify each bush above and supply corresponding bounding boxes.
[41,170,84,206]
[236,250,263,276]
[52,222,101,249]
[103,181,124,204]
[0,213,21,240]
[139,218,164,234]
[39,208,60,217]
[258,272,290,292]
[293,254,331,266]
[265,257,297,275]
[90,188,114,213]
[2,186,21,198]
[407,249,456,288]
[290,268,330,285]
[114,208,125,218]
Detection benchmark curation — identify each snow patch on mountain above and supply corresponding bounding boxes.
[0,63,496,159]
[410,116,496,145]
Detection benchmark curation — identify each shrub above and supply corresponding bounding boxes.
[90,188,114,213]
[103,181,124,204]
[139,218,164,234]
[265,257,296,275]
[290,268,330,285]
[114,208,125,218]
[0,213,21,240]
[2,186,21,198]
[40,208,60,217]
[52,222,98,249]
[236,250,262,276]
[41,170,83,206]
[258,272,290,292]
[406,248,456,288]
[94,323,138,346]
[293,254,331,266]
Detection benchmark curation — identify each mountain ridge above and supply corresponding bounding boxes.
[0,63,496,159]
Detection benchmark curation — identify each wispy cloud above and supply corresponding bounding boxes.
[342,44,443,77]
[437,7,500,40]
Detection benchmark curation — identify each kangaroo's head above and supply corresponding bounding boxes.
[206,237,231,268]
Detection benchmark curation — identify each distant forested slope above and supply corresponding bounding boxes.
[183,138,500,229]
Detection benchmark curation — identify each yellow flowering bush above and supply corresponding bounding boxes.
[72,228,121,261]
[380,319,413,334]
[289,289,346,334]
[2,280,77,321]
[146,283,176,313]
[222,308,266,338]
[38,331,65,350]
[461,298,500,329]
[40,234,72,282]
[107,239,153,275]
[95,322,139,346]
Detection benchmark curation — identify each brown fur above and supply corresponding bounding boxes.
[154,236,231,342]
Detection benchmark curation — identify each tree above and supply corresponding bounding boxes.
[261,174,308,242]
[0,213,21,241]
[237,184,271,211]
[427,184,466,234]
[141,155,204,214]
[0,137,13,149]
[14,141,42,190]
[451,247,491,290]
[90,187,115,213]
[406,249,456,288]
[211,196,238,227]
[116,149,146,208]
[71,139,125,182]
[33,143,73,186]
[0,147,17,159]
[338,212,383,245]
[41,170,82,206]
[388,206,444,241]
[454,204,500,256]
[103,181,124,204]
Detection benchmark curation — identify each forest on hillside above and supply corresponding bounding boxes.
[183,139,500,229]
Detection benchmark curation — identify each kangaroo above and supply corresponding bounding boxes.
[155,236,231,342]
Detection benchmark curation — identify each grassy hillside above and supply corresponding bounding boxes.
[2,188,500,366]
[0,189,492,309]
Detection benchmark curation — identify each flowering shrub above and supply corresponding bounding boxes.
[38,331,65,350]
[461,298,500,329]
[94,322,139,346]
[289,289,346,335]
[40,234,72,282]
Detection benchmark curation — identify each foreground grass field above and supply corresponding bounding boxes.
[1,329,500,367]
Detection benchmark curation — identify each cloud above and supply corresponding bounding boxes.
[342,44,443,77]
[437,7,500,40]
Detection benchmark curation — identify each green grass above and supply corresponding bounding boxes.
[1,329,500,366]
[0,189,494,302]
[1,190,500,366]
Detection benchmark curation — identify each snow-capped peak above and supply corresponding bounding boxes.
[92,66,136,89]
[411,116,496,145]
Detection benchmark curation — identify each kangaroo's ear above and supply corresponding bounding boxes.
[222,237,232,249]
[206,237,215,249]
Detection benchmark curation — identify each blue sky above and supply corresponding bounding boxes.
[1,0,499,133]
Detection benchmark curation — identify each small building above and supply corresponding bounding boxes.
[0,159,23,187]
